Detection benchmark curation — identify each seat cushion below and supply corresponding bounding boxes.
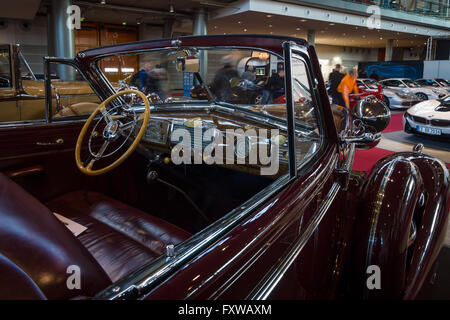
[0,174,112,300]
[47,190,191,282]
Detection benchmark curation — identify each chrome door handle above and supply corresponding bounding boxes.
[36,138,64,146]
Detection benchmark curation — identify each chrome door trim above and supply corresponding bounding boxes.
[249,181,341,300]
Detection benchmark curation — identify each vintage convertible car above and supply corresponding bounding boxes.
[0,44,104,122]
[0,35,448,300]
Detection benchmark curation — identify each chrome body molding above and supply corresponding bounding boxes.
[248,181,341,300]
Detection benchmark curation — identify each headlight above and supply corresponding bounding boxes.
[395,92,408,99]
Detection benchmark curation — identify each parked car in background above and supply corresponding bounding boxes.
[404,95,450,139]
[380,78,445,101]
[359,78,419,109]
[353,78,385,107]
[0,44,101,122]
[415,78,450,93]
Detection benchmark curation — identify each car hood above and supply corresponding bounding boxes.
[407,99,450,120]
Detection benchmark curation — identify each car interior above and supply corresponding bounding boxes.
[0,46,325,299]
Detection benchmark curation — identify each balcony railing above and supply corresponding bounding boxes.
[344,0,449,19]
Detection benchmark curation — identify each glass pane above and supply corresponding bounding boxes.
[0,45,12,88]
[290,56,322,167]
[49,63,101,119]
[97,49,285,107]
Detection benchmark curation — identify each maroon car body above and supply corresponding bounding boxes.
[0,35,448,300]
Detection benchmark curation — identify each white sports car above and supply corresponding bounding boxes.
[381,78,447,101]
[403,95,450,139]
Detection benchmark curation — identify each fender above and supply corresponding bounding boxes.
[349,151,449,299]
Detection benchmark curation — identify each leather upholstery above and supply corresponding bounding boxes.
[0,174,111,300]
[47,191,192,282]
[0,174,191,299]
[0,253,46,300]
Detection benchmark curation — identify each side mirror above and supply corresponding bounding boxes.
[176,57,200,73]
[352,95,390,133]
[340,95,390,149]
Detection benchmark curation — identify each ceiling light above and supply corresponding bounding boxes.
[269,24,273,28]
[169,4,174,13]
[244,28,247,32]
[296,28,300,31]
[267,14,272,18]
[136,18,141,25]
[237,21,242,24]
[214,26,218,29]
[101,0,106,4]
[329,23,335,26]
[122,21,127,26]
[300,19,307,22]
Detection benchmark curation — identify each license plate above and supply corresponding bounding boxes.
[416,126,441,135]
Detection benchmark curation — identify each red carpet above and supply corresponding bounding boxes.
[353,148,450,173]
[383,113,404,133]
[352,112,450,174]
[352,148,394,173]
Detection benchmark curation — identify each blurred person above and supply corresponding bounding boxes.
[146,64,168,99]
[359,68,367,78]
[337,68,359,108]
[261,63,285,104]
[370,69,380,81]
[130,62,153,92]
[211,55,239,101]
[241,65,256,82]
[328,64,345,106]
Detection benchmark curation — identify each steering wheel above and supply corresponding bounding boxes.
[75,89,150,176]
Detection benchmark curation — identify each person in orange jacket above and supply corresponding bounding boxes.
[337,68,359,108]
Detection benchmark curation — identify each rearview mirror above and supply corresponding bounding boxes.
[176,57,200,73]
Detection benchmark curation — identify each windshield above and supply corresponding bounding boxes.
[362,79,379,89]
[402,79,420,88]
[97,47,286,107]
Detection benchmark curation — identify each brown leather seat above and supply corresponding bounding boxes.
[0,174,191,299]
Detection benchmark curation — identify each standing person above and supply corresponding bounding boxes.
[328,64,345,106]
[129,62,153,93]
[261,63,285,104]
[337,68,359,109]
[370,69,380,81]
[241,65,256,82]
[211,55,239,101]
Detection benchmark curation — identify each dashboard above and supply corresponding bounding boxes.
[138,110,320,177]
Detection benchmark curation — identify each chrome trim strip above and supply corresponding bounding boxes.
[249,181,341,300]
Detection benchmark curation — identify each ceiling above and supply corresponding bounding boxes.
[0,0,41,20]
[207,11,429,48]
[35,0,428,48]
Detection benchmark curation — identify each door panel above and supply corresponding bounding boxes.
[0,121,88,201]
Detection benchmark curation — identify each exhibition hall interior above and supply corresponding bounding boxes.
[0,0,449,303]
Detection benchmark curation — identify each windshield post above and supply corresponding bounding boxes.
[282,41,297,178]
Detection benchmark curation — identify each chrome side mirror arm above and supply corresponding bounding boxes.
[340,131,381,146]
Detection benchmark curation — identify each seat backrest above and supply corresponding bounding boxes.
[0,174,111,299]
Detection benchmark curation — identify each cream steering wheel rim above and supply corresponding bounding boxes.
[75,89,150,176]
